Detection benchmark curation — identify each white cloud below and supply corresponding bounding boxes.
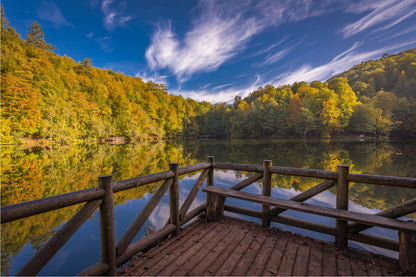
[37,0,71,28]
[272,40,416,86]
[135,70,169,86]
[173,74,263,103]
[145,0,335,83]
[342,0,416,37]
[101,0,132,31]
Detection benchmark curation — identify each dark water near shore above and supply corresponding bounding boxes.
[1,138,415,275]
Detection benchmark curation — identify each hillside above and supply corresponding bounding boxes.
[185,48,416,139]
[2,6,416,144]
[1,9,211,144]
[331,48,416,99]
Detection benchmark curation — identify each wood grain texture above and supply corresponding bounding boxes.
[120,217,402,276]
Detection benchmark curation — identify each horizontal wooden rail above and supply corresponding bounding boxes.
[346,232,399,251]
[213,162,264,173]
[178,162,211,176]
[223,204,400,251]
[1,188,105,224]
[270,166,338,179]
[113,170,174,193]
[347,173,416,188]
[203,186,416,233]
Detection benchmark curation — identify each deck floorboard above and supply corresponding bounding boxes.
[119,216,402,276]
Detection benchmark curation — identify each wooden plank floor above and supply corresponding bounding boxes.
[119,217,402,276]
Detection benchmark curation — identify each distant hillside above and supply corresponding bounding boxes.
[185,49,416,138]
[1,8,210,144]
[331,48,416,99]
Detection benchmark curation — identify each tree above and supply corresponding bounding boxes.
[26,21,55,51]
[347,103,377,135]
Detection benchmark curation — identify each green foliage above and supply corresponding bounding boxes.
[185,48,416,139]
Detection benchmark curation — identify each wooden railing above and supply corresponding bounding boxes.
[205,159,416,274]
[1,158,213,276]
[1,156,415,275]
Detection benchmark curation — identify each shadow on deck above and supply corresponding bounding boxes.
[119,217,402,276]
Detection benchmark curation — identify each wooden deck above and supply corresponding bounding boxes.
[119,217,402,276]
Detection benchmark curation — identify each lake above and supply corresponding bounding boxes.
[1,138,416,275]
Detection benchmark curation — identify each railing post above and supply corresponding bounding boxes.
[207,156,214,187]
[169,163,180,236]
[206,156,224,221]
[399,230,416,274]
[98,175,117,276]
[336,165,349,247]
[262,160,272,227]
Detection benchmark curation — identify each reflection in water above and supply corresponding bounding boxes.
[1,138,415,275]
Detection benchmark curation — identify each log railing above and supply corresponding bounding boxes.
[1,156,415,275]
[1,158,213,276]
[205,160,416,274]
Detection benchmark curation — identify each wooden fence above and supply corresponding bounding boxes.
[1,156,415,275]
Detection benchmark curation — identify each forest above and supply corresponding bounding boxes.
[185,49,416,139]
[1,7,416,144]
[1,8,210,145]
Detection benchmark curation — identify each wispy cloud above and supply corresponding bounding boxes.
[272,40,416,86]
[135,70,169,86]
[37,0,71,28]
[341,0,416,38]
[145,0,334,83]
[101,0,132,31]
[94,36,113,52]
[174,74,263,103]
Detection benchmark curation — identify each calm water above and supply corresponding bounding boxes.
[1,138,416,275]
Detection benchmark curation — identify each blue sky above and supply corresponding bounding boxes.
[3,0,416,103]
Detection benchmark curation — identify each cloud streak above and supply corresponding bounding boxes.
[342,0,416,37]
[101,0,132,31]
[272,39,416,86]
[145,0,334,83]
[37,0,71,28]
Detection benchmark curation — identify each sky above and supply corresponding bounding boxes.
[3,0,416,103]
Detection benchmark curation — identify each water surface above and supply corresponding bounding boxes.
[2,138,415,275]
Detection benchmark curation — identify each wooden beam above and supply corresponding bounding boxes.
[77,262,109,276]
[347,173,416,188]
[399,231,416,274]
[179,168,209,220]
[16,199,102,276]
[202,186,416,233]
[116,178,173,256]
[262,160,272,227]
[336,165,349,247]
[181,204,206,225]
[116,224,176,267]
[178,162,211,176]
[1,187,105,224]
[98,175,116,276]
[268,180,335,217]
[346,233,399,251]
[113,170,174,193]
[213,162,263,173]
[230,173,263,191]
[348,198,416,233]
[270,166,338,179]
[170,163,180,236]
